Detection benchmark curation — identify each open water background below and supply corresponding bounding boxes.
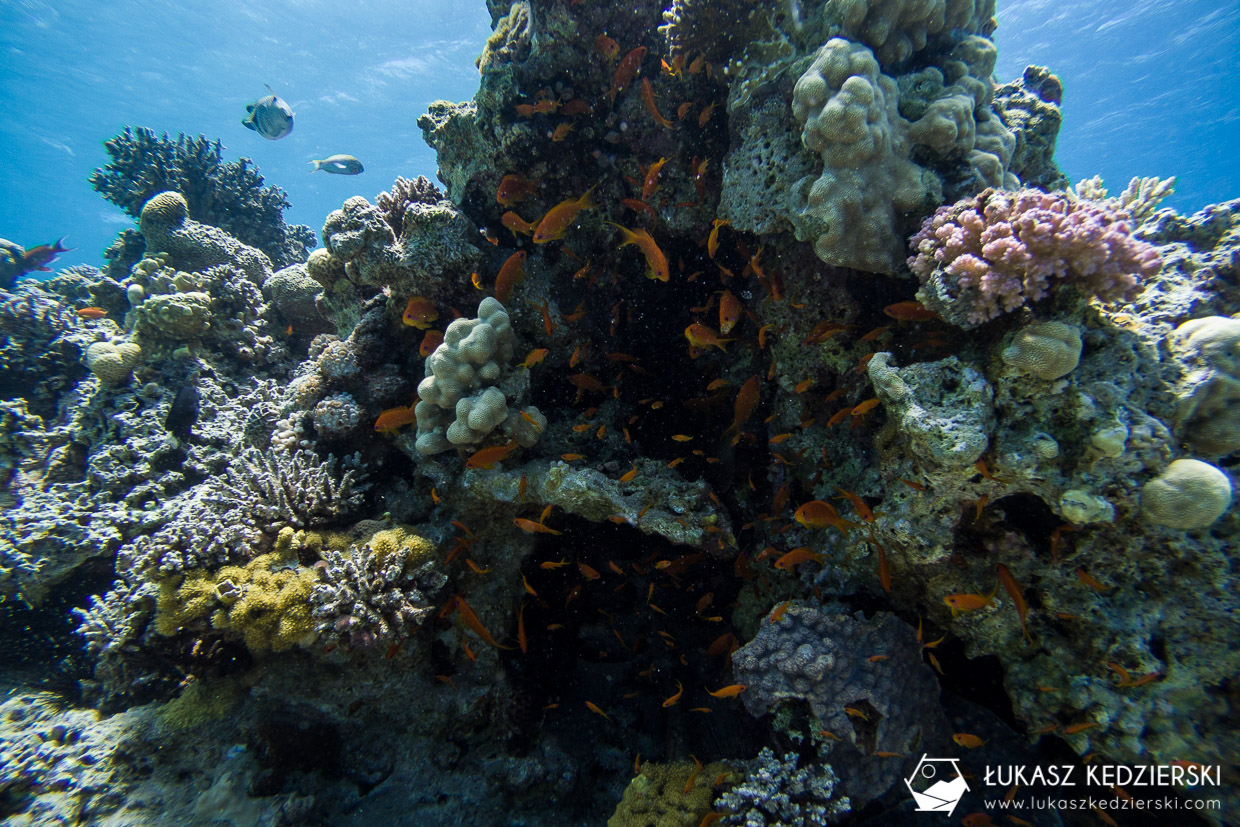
[0,0,1236,274]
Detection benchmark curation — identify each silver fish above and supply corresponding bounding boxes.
[242,84,293,140]
[310,154,364,175]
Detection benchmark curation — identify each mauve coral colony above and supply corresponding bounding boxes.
[909,188,1164,327]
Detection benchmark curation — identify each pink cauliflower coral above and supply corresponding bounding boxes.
[907,188,1163,327]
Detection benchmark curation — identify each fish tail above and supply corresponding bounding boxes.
[309,160,322,172]
[579,184,600,210]
[606,221,636,246]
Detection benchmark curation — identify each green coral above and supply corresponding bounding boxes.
[608,760,732,827]
[153,527,320,654]
[156,678,243,731]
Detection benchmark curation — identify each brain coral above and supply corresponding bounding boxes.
[1169,316,1240,456]
[1001,320,1082,380]
[909,188,1163,327]
[1141,459,1233,530]
[84,340,142,386]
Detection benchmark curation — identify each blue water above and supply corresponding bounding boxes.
[1,0,1236,273]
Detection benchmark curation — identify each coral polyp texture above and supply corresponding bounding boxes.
[908,187,1164,327]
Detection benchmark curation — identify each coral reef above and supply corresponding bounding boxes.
[414,297,546,455]
[89,126,315,267]
[909,187,1164,327]
[607,759,731,826]
[713,748,850,826]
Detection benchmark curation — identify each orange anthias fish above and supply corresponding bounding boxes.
[496,173,537,206]
[607,46,647,101]
[953,733,988,749]
[534,186,598,243]
[883,301,940,322]
[76,307,108,319]
[12,237,70,274]
[609,223,669,282]
[401,296,438,329]
[944,584,999,617]
[684,322,732,351]
[706,218,728,258]
[640,78,675,128]
[662,679,684,707]
[594,33,620,60]
[793,501,857,533]
[718,290,741,334]
[996,563,1032,644]
[466,442,519,469]
[444,594,509,649]
[513,518,563,535]
[419,330,445,357]
[374,405,417,434]
[773,547,826,571]
[519,348,549,369]
[706,684,746,698]
[501,211,538,238]
[495,250,528,303]
[725,375,760,441]
[641,157,668,201]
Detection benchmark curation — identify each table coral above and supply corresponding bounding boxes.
[909,187,1163,327]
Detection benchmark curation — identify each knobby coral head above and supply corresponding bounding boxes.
[908,187,1163,327]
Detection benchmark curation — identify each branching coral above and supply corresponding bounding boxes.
[90,126,314,267]
[908,188,1163,327]
[309,529,446,650]
[212,446,369,532]
[713,748,850,826]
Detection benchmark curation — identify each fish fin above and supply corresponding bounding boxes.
[265,83,276,95]
[242,118,256,131]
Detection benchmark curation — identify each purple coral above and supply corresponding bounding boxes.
[908,188,1163,327]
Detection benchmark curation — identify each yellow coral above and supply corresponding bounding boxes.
[608,760,732,827]
[154,570,218,637]
[366,524,435,563]
[156,678,243,732]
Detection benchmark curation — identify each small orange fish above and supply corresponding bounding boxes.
[562,98,593,116]
[834,488,874,522]
[671,434,693,442]
[768,600,791,623]
[561,453,585,461]
[1064,721,1101,735]
[585,700,611,721]
[551,122,575,142]
[684,322,732,351]
[606,46,647,101]
[697,101,716,128]
[496,173,537,206]
[793,501,857,533]
[534,186,598,244]
[471,271,484,290]
[996,563,1032,644]
[540,559,569,569]
[466,558,490,574]
[662,679,684,707]
[75,307,108,319]
[867,654,889,663]
[374,405,417,434]
[851,398,881,416]
[521,572,538,596]
[843,705,870,720]
[802,320,848,345]
[594,33,620,60]
[944,584,998,617]
[705,684,746,698]
[1075,567,1112,592]
[609,222,669,282]
[419,329,444,357]
[883,301,940,322]
[773,547,825,571]
[640,78,674,129]
[401,296,438,329]
[620,464,638,483]
[717,290,741,334]
[515,518,562,535]
[495,250,527,303]
[961,814,995,827]
[519,348,549,369]
[501,211,538,238]
[444,594,510,649]
[706,218,729,258]
[466,442,518,469]
[793,378,814,394]
[953,733,988,748]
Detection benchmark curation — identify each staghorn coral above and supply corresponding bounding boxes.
[909,187,1164,327]
[713,748,850,826]
[90,126,314,267]
[310,527,445,650]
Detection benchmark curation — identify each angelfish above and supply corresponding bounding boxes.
[310,154,364,175]
[242,85,294,140]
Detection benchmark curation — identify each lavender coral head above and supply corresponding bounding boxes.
[908,188,1162,328]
